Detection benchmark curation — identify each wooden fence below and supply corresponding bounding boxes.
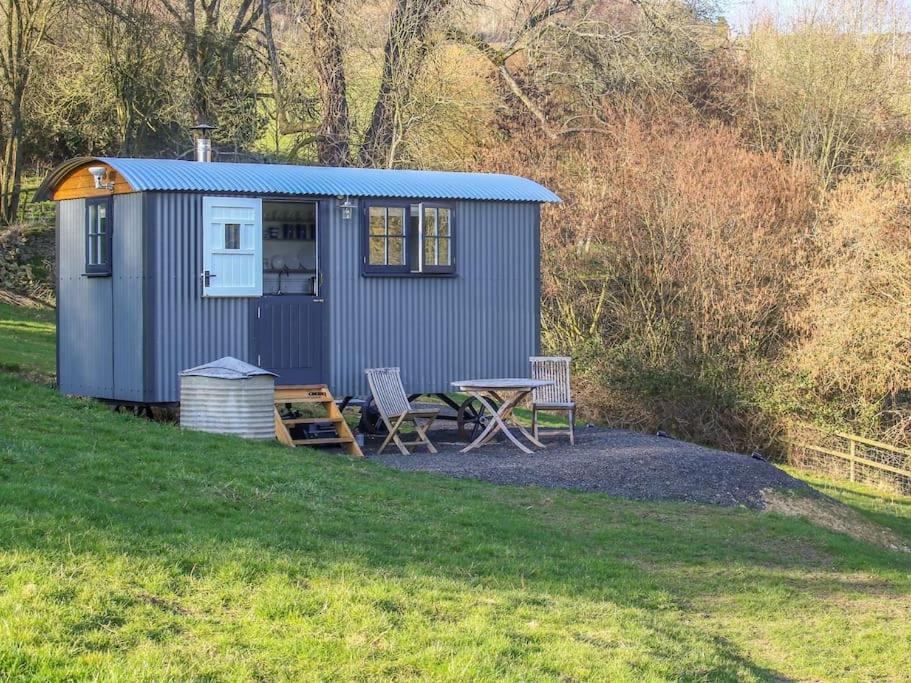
[787,425,911,495]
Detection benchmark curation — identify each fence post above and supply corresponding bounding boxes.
[849,439,856,482]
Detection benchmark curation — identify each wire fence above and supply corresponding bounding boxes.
[786,424,911,495]
[2,186,55,225]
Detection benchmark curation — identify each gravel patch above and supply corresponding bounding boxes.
[369,426,810,509]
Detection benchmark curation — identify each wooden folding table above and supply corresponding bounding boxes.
[451,378,554,454]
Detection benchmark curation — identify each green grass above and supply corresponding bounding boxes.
[784,468,911,541]
[1,303,911,680]
[0,302,55,379]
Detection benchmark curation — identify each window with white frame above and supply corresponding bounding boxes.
[363,201,455,275]
[420,205,453,273]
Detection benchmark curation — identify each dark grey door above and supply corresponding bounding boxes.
[255,295,326,385]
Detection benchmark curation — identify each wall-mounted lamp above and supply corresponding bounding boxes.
[88,166,115,191]
[338,195,355,220]
[89,166,114,192]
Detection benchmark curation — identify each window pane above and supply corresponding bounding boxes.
[98,233,108,265]
[388,208,404,236]
[368,236,386,265]
[388,236,405,265]
[97,205,107,235]
[439,237,450,266]
[369,207,386,235]
[439,208,450,237]
[224,223,241,249]
[424,207,437,237]
[88,235,98,265]
[423,234,437,266]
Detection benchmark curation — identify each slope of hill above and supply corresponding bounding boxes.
[0,303,910,680]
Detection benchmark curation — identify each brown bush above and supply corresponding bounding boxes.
[480,117,819,451]
[789,177,911,444]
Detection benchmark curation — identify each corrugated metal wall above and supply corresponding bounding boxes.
[60,191,540,403]
[325,199,540,396]
[179,375,276,439]
[57,198,115,397]
[112,193,145,400]
[147,192,252,402]
[58,194,146,400]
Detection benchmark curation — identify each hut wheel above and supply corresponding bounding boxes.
[457,396,497,442]
[357,397,388,436]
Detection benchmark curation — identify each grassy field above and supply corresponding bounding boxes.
[1,304,910,681]
[0,303,54,380]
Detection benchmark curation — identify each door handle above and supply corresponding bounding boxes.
[200,270,216,287]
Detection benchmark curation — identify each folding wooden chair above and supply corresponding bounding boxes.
[530,356,576,445]
[364,367,439,455]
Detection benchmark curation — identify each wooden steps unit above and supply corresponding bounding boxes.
[274,385,363,457]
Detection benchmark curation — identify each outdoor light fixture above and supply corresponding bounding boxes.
[339,195,355,220]
[87,166,114,191]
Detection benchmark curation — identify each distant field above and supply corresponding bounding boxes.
[1,303,910,680]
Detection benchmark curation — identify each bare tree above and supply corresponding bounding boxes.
[157,0,263,126]
[305,0,351,165]
[446,0,576,140]
[447,1,722,139]
[0,0,58,223]
[357,0,453,167]
[84,0,176,155]
[745,0,911,184]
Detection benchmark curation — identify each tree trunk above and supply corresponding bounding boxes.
[1,94,25,224]
[262,0,286,132]
[357,0,450,168]
[307,0,350,166]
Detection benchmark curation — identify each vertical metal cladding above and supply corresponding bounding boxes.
[148,192,252,402]
[112,193,145,400]
[326,198,540,396]
[179,375,276,439]
[57,198,115,398]
[59,190,540,403]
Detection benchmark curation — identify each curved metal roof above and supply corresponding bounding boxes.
[35,156,561,203]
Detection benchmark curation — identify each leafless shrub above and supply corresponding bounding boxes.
[789,177,911,444]
[480,114,818,450]
[742,0,911,184]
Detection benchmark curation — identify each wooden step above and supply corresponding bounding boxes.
[291,437,352,446]
[273,384,363,457]
[280,416,344,425]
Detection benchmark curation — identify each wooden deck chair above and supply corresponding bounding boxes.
[530,356,576,445]
[364,367,439,455]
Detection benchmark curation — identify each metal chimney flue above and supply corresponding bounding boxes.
[190,123,216,162]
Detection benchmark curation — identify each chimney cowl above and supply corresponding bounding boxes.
[190,122,216,162]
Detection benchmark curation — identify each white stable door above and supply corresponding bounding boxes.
[201,196,263,297]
